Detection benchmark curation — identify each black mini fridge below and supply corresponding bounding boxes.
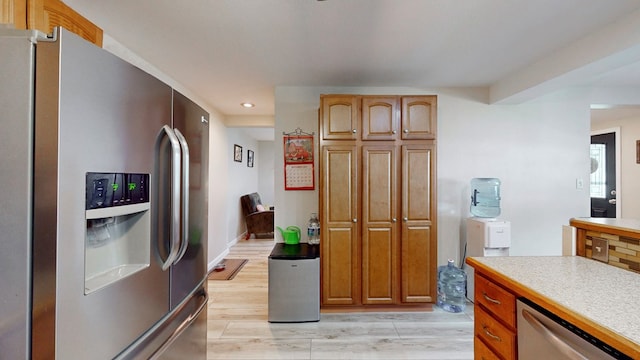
[268,243,320,322]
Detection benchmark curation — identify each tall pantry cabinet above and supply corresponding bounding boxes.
[319,94,437,307]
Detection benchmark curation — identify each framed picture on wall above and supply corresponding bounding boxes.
[247,150,254,167]
[234,144,242,162]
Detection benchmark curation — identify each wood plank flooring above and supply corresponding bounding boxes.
[207,239,475,359]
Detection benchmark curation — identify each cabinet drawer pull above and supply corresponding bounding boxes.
[482,291,501,305]
[482,325,502,342]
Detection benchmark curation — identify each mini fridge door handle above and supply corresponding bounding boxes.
[173,128,190,264]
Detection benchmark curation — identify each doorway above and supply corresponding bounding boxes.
[590,129,619,218]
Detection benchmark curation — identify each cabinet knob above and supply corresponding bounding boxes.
[392,130,397,134]
[403,129,409,133]
[352,218,357,223]
[392,218,397,223]
[403,217,408,222]
[352,129,357,133]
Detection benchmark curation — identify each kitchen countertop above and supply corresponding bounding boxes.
[570,217,640,234]
[467,255,640,358]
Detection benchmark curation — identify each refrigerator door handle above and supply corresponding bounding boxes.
[149,289,208,360]
[155,125,182,270]
[173,128,190,264]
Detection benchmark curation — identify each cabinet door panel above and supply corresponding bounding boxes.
[401,224,432,302]
[321,95,358,140]
[401,96,436,140]
[362,96,398,141]
[401,144,436,302]
[321,145,359,305]
[1,0,27,29]
[362,146,397,304]
[29,0,103,46]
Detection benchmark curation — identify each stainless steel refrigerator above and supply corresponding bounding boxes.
[0,27,209,359]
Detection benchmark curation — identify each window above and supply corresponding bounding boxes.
[590,144,606,198]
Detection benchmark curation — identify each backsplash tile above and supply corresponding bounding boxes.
[585,231,640,274]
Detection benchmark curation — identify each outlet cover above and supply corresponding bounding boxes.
[592,237,609,263]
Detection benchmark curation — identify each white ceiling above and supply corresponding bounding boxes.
[64,0,640,134]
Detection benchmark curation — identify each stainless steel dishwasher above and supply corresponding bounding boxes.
[268,243,320,322]
[517,298,632,359]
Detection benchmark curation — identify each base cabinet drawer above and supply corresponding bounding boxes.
[475,273,516,327]
[475,305,516,360]
[474,336,501,360]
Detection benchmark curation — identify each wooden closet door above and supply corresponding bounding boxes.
[361,145,397,304]
[321,145,359,305]
[400,144,436,303]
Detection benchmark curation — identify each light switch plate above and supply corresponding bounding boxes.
[592,237,609,263]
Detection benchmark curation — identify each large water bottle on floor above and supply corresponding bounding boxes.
[470,178,501,218]
[437,259,467,313]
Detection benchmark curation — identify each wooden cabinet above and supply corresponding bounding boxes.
[320,95,359,140]
[361,145,397,304]
[400,144,436,302]
[361,96,398,141]
[474,273,517,359]
[401,96,436,140]
[321,94,436,141]
[321,145,359,305]
[1,0,27,28]
[320,94,437,308]
[1,0,102,46]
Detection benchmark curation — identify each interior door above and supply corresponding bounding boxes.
[590,132,616,218]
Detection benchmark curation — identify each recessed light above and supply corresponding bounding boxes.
[241,102,255,108]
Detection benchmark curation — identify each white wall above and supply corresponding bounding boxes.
[274,86,591,267]
[258,141,275,206]
[592,116,640,219]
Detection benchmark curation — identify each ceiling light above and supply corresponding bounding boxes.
[241,102,255,108]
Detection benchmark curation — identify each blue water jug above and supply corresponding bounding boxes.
[470,178,501,218]
[437,259,467,313]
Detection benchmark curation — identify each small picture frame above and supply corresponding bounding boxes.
[247,150,254,168]
[234,144,242,162]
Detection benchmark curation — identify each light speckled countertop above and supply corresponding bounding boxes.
[570,217,640,234]
[468,256,640,356]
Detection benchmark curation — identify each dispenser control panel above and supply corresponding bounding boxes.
[86,172,149,209]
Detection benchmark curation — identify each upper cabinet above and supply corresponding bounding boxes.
[1,0,27,29]
[321,95,436,141]
[1,0,103,47]
[320,95,359,140]
[361,96,398,141]
[401,96,437,140]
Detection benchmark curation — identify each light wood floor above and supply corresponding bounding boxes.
[207,238,475,359]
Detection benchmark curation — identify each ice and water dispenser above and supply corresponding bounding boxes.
[465,178,511,302]
[84,172,151,294]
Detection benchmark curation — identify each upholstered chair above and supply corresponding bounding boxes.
[240,192,274,239]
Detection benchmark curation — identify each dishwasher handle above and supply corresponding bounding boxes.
[521,308,588,360]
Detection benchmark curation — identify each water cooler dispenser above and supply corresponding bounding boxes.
[465,178,511,302]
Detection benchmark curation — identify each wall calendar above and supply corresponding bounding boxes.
[283,130,314,190]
